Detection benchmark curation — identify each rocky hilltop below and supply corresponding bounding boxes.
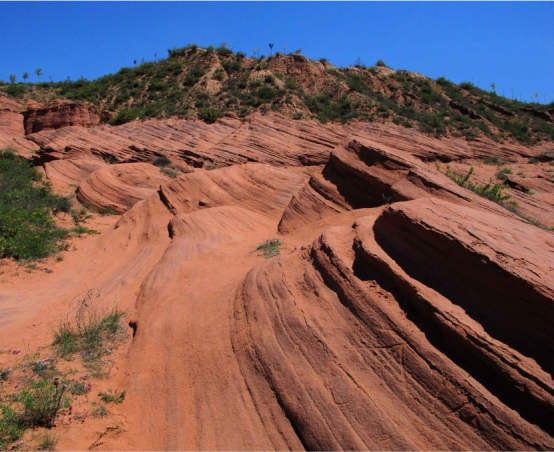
[0,51,553,451]
[2,44,553,145]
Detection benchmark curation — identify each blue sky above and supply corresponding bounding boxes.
[1,2,552,103]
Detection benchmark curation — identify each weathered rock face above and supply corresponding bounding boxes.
[0,95,39,155]
[1,110,553,450]
[43,158,106,193]
[76,162,175,214]
[0,108,39,155]
[23,100,100,134]
[278,139,521,233]
[234,226,551,450]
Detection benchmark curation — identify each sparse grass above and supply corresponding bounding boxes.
[443,166,514,206]
[52,291,127,374]
[36,431,59,451]
[160,168,179,178]
[441,165,552,231]
[496,167,513,180]
[53,307,126,362]
[1,292,127,449]
[257,239,282,258]
[70,225,99,237]
[67,381,91,396]
[28,359,58,379]
[91,402,109,418]
[98,389,126,404]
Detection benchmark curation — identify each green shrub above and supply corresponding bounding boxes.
[153,156,171,167]
[305,94,356,124]
[257,239,282,258]
[0,406,24,449]
[17,380,66,428]
[184,65,206,86]
[6,84,26,98]
[257,86,283,101]
[216,46,233,57]
[0,378,68,448]
[198,108,224,124]
[0,150,70,260]
[98,388,126,404]
[285,78,298,89]
[213,68,225,81]
[375,59,388,68]
[222,60,241,74]
[483,156,503,165]
[346,73,372,95]
[109,108,143,125]
[443,166,516,209]
[496,167,513,180]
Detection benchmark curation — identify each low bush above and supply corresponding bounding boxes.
[184,65,206,87]
[0,406,24,449]
[257,239,282,258]
[216,46,233,57]
[285,78,298,89]
[441,166,524,215]
[496,167,513,180]
[153,156,171,167]
[109,108,143,126]
[0,150,70,260]
[0,377,68,448]
[18,380,67,428]
[98,388,126,404]
[222,60,241,74]
[198,108,224,124]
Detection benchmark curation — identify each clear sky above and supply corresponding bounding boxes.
[1,2,553,103]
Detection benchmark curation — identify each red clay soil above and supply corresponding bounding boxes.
[0,105,553,450]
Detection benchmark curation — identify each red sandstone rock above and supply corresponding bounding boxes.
[0,108,39,155]
[77,162,175,214]
[23,100,100,134]
[0,110,553,451]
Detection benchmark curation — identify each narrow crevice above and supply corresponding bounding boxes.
[157,187,177,215]
[128,321,137,338]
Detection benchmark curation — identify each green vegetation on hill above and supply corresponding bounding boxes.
[1,44,552,144]
[0,150,70,260]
